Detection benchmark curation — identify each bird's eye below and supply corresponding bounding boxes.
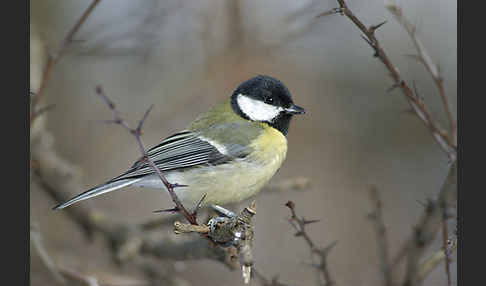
[264,97,274,104]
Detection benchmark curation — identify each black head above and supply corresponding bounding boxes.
[231,75,305,135]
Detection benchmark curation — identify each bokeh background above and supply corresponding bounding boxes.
[30,0,457,285]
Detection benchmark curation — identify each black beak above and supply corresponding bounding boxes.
[284,104,306,115]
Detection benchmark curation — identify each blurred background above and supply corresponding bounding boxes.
[30,0,457,285]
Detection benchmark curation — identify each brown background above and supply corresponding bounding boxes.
[30,0,457,285]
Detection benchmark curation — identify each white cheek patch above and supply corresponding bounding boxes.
[236,94,283,122]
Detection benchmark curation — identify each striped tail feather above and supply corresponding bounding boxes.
[52,178,143,210]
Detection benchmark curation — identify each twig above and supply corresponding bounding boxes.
[367,186,392,286]
[318,0,456,161]
[31,0,102,126]
[386,4,456,144]
[397,161,457,286]
[417,239,457,283]
[441,222,452,286]
[285,201,337,286]
[30,223,66,284]
[95,86,198,225]
[173,221,210,234]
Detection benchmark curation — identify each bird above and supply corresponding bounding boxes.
[53,75,305,210]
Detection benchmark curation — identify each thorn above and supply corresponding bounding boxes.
[294,231,304,237]
[192,193,207,217]
[136,104,154,133]
[370,20,387,32]
[153,207,180,213]
[316,7,343,18]
[319,240,338,256]
[386,83,400,93]
[169,183,188,189]
[285,201,295,210]
[303,219,320,225]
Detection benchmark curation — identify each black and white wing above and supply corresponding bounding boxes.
[112,130,241,180]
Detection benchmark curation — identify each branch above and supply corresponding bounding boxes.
[30,223,66,284]
[95,86,199,225]
[31,0,102,126]
[367,187,392,286]
[173,202,258,284]
[318,0,456,161]
[386,4,456,144]
[394,161,457,286]
[417,238,457,283]
[440,220,453,286]
[285,201,337,286]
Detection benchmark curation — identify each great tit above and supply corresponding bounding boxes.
[53,75,305,210]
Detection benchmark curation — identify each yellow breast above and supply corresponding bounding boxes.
[249,123,288,165]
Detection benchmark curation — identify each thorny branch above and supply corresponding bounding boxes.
[384,6,457,283]
[417,238,457,283]
[317,0,457,161]
[389,161,457,286]
[317,2,457,284]
[30,0,102,126]
[30,223,66,284]
[367,187,392,286]
[440,220,453,286]
[386,4,456,145]
[285,201,337,286]
[95,86,199,225]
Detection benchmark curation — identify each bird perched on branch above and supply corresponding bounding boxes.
[53,75,305,210]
